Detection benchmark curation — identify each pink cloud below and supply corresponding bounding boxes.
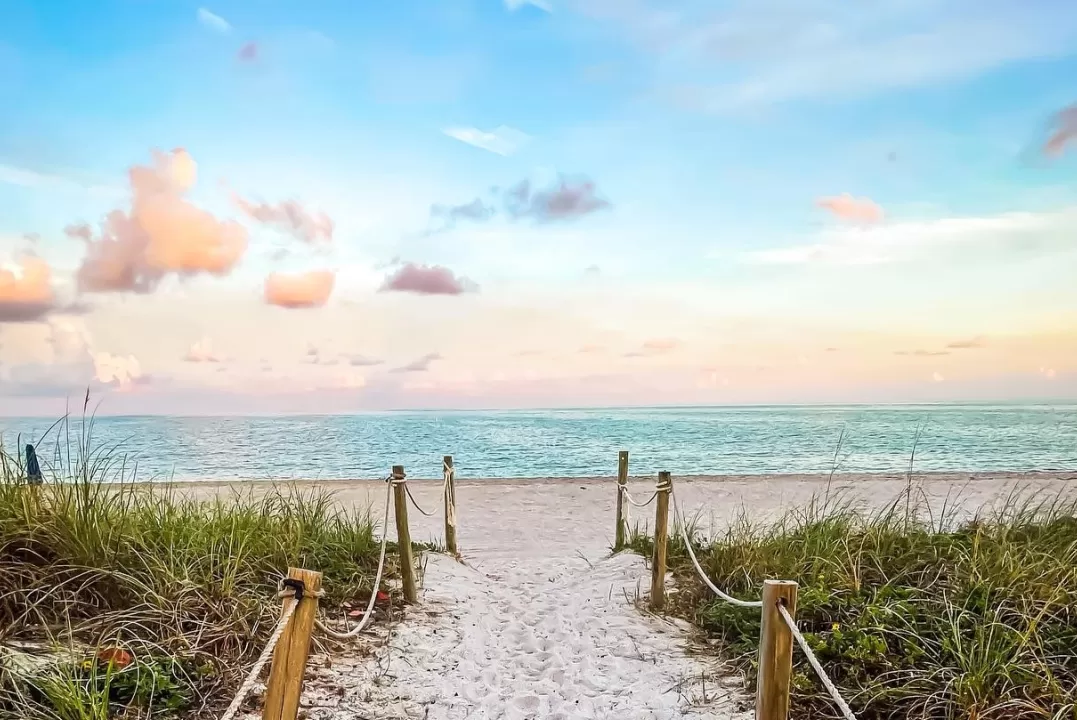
[505,177,611,222]
[264,269,335,308]
[69,149,248,293]
[624,338,680,357]
[233,195,334,245]
[380,263,475,295]
[1045,105,1077,157]
[816,194,884,224]
[0,256,56,322]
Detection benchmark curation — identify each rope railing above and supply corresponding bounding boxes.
[217,592,299,720]
[777,603,859,720]
[621,453,859,720]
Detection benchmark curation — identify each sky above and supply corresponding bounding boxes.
[1,0,1076,415]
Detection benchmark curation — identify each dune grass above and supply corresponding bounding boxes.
[629,485,1077,720]
[0,414,402,719]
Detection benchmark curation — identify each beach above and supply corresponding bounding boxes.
[183,470,1074,719]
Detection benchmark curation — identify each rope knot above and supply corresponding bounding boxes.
[389,468,406,484]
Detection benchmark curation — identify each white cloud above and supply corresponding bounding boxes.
[197,8,232,33]
[94,353,143,388]
[442,126,532,156]
[0,163,122,198]
[740,207,1077,267]
[184,337,221,363]
[576,0,1077,107]
[932,371,945,383]
[505,0,553,12]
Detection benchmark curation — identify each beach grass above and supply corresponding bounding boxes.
[629,484,1077,719]
[0,414,401,719]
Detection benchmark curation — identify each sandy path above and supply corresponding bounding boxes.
[212,472,1073,719]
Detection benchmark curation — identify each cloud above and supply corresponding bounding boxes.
[578,344,605,354]
[1040,367,1057,379]
[238,42,259,62]
[0,256,55,323]
[0,163,123,197]
[0,321,145,397]
[347,354,383,367]
[583,264,601,276]
[817,194,884,224]
[184,337,221,363]
[380,263,475,296]
[624,338,679,357]
[505,0,552,11]
[947,337,986,349]
[443,126,532,156]
[68,148,247,293]
[302,345,340,366]
[1045,105,1077,158]
[264,269,335,308]
[429,198,497,229]
[581,1,1077,109]
[233,195,334,245]
[742,206,1077,267]
[895,350,950,357]
[932,372,945,383]
[504,177,611,222]
[197,7,231,33]
[391,352,443,373]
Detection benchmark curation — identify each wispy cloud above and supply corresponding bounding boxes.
[817,194,884,225]
[0,162,122,197]
[895,350,950,357]
[233,195,334,245]
[197,7,231,33]
[504,177,610,222]
[624,338,679,357]
[578,0,1077,109]
[443,126,532,156]
[947,337,986,350]
[741,207,1077,267]
[346,354,383,367]
[1045,105,1077,158]
[391,352,443,373]
[504,0,552,13]
[238,42,259,63]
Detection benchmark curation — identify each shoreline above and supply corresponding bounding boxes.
[154,469,1077,490]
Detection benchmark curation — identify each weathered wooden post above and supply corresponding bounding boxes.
[615,450,629,549]
[756,580,799,720]
[649,471,672,611]
[263,567,322,720]
[443,455,458,555]
[391,465,418,603]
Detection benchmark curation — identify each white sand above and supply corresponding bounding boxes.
[213,472,1074,719]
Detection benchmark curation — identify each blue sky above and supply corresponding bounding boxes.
[1,0,1076,414]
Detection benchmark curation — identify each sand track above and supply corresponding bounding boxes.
[297,551,747,719]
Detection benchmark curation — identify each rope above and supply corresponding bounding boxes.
[670,488,763,609]
[217,596,299,720]
[778,603,859,720]
[404,482,437,517]
[620,485,659,508]
[444,461,457,529]
[314,476,394,640]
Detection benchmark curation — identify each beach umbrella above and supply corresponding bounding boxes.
[25,444,42,484]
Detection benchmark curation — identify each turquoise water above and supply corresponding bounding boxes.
[1,404,1075,482]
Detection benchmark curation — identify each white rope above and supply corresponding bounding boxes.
[444,461,457,529]
[620,485,659,508]
[314,476,394,640]
[217,596,299,720]
[778,603,859,720]
[670,488,763,609]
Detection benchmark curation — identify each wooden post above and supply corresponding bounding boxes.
[443,455,458,555]
[392,465,418,604]
[649,471,672,611]
[263,567,322,720]
[756,580,799,720]
[615,450,629,549]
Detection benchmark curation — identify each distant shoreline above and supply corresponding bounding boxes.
[152,469,1077,490]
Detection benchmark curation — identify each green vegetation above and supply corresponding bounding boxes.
[0,415,401,719]
[629,486,1077,720]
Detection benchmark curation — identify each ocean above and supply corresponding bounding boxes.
[1,404,1075,482]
